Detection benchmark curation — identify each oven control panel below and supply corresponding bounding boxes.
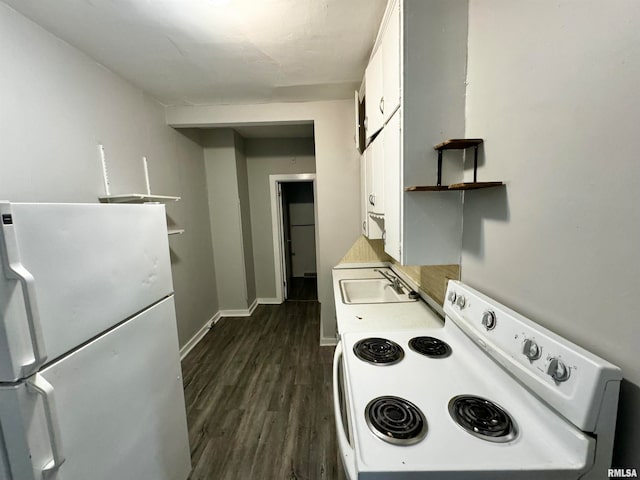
[443,280,621,432]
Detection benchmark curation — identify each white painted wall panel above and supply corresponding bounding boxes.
[291,225,316,277]
[0,4,218,348]
[245,138,317,300]
[463,0,640,466]
[169,101,360,342]
[203,129,248,311]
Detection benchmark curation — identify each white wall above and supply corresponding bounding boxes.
[233,131,257,306]
[288,184,317,278]
[167,102,360,343]
[245,138,316,299]
[203,129,251,312]
[0,4,218,347]
[463,0,640,466]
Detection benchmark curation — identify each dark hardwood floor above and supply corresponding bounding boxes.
[287,277,318,301]
[181,301,346,480]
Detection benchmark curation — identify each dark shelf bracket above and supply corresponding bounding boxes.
[434,138,484,187]
[473,145,479,183]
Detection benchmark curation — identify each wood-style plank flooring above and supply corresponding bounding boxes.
[181,301,346,480]
[287,277,318,301]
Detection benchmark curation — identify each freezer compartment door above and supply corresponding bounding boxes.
[0,296,191,480]
[0,202,173,381]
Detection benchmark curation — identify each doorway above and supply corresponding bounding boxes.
[270,174,317,302]
[281,181,316,300]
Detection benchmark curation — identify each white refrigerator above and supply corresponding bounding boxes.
[0,202,191,480]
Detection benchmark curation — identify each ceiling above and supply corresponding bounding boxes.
[4,0,387,106]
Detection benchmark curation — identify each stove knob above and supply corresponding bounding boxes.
[455,295,466,309]
[448,291,457,304]
[546,357,571,383]
[522,338,541,361]
[481,310,496,330]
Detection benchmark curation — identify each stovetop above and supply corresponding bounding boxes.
[340,323,595,476]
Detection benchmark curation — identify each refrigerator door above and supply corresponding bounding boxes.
[0,202,173,381]
[0,295,191,480]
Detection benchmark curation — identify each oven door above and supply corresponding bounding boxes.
[332,342,357,480]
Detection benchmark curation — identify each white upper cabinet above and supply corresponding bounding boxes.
[364,0,400,141]
[360,0,469,265]
[364,47,384,141]
[382,0,400,123]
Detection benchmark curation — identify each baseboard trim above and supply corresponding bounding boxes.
[219,308,252,317]
[320,336,338,347]
[248,298,259,315]
[256,297,282,305]
[180,312,221,360]
[219,298,262,317]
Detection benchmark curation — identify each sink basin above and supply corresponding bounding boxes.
[339,278,418,304]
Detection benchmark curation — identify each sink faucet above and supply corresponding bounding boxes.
[374,269,404,294]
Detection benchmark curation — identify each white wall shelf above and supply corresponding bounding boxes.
[98,194,181,204]
[98,194,183,236]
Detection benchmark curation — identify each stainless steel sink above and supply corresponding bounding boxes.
[339,278,418,304]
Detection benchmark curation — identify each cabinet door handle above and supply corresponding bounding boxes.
[362,220,366,231]
[364,116,368,132]
[379,97,384,114]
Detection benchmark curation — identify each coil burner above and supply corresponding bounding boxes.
[408,336,452,358]
[365,396,428,445]
[353,338,404,365]
[448,395,518,443]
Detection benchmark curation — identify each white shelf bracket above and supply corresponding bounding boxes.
[98,144,111,196]
[142,156,151,196]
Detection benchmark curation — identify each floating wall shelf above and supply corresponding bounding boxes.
[406,182,503,192]
[98,194,181,204]
[405,138,504,192]
[96,150,183,235]
[98,194,183,236]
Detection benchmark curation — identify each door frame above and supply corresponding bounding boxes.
[269,173,317,302]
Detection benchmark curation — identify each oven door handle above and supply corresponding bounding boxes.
[332,341,357,480]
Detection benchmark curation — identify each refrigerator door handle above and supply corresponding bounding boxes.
[0,202,48,377]
[27,373,66,475]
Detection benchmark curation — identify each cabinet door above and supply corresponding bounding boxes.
[364,47,384,141]
[383,110,401,261]
[371,133,385,215]
[362,149,384,240]
[382,0,400,122]
[365,145,374,213]
[360,154,368,236]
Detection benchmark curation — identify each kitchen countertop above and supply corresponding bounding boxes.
[332,264,444,335]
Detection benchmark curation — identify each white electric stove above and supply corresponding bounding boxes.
[332,280,622,479]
